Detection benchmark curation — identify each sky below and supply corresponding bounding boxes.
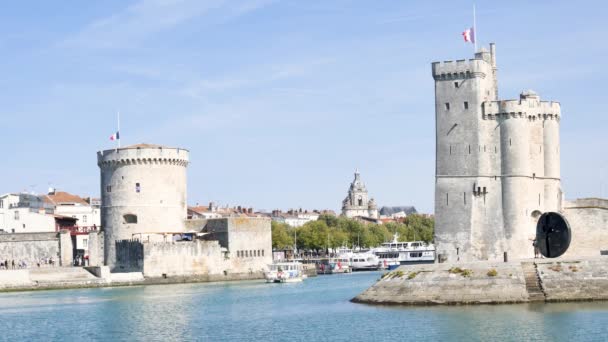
[1,0,607,214]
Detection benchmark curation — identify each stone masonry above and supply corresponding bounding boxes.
[433,44,563,262]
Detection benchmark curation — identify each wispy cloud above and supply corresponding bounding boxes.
[61,0,275,49]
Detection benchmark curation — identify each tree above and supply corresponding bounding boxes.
[404,214,434,243]
[271,221,294,249]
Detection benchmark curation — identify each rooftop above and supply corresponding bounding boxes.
[43,191,89,206]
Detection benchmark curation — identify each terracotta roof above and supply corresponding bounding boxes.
[43,191,88,206]
[189,206,211,214]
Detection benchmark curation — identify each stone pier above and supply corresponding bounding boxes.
[352,257,608,305]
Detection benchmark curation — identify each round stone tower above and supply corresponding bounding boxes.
[97,143,189,269]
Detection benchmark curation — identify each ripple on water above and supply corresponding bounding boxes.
[0,272,607,341]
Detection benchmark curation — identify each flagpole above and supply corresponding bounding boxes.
[117,111,121,148]
[473,4,477,52]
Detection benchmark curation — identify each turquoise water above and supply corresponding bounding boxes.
[0,272,607,341]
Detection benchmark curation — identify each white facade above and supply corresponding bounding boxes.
[341,170,379,219]
[0,194,55,233]
[97,144,189,269]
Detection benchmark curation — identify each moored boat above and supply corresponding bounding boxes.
[265,261,305,283]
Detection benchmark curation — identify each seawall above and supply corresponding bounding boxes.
[0,267,265,293]
[352,257,608,305]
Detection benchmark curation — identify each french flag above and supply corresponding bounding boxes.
[110,131,120,141]
[462,27,475,43]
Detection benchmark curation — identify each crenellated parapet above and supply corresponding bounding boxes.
[481,93,561,121]
[432,58,493,80]
[97,145,189,168]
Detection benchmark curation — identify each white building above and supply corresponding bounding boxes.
[42,189,100,228]
[0,193,56,233]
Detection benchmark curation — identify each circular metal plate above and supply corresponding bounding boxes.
[536,212,571,258]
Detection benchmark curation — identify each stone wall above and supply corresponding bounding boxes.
[353,261,529,305]
[111,217,271,277]
[203,217,272,273]
[537,258,608,301]
[0,232,63,266]
[87,231,104,267]
[353,257,608,305]
[562,198,608,258]
[142,240,226,278]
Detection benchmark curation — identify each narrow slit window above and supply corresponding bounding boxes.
[136,182,141,193]
[463,192,466,205]
[446,193,449,206]
[468,145,471,154]
[106,185,112,193]
[510,138,512,146]
[454,82,459,88]
[449,145,452,155]
[464,101,469,109]
[445,103,450,111]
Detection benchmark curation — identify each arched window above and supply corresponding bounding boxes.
[358,197,363,206]
[123,214,138,224]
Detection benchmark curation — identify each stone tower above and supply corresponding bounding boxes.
[432,44,562,262]
[342,170,379,219]
[97,143,189,269]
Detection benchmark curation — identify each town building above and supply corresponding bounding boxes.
[341,170,378,219]
[0,193,55,233]
[270,208,334,227]
[379,206,418,219]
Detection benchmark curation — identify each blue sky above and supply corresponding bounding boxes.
[1,0,607,213]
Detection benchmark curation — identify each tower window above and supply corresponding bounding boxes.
[123,214,138,224]
[464,102,469,109]
[445,103,450,111]
[358,197,363,206]
[106,185,112,193]
[136,183,141,193]
[454,82,459,88]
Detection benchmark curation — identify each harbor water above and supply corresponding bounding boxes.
[0,271,607,341]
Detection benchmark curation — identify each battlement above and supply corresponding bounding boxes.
[482,93,561,120]
[97,145,189,168]
[432,58,493,80]
[432,44,496,80]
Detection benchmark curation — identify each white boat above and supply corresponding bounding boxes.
[336,250,380,271]
[372,234,436,264]
[265,261,305,283]
[317,258,352,274]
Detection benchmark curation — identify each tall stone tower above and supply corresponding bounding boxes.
[97,144,189,269]
[432,44,562,262]
[342,170,379,219]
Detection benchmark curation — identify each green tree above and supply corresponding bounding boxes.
[271,221,294,249]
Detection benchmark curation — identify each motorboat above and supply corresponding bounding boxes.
[265,261,305,283]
